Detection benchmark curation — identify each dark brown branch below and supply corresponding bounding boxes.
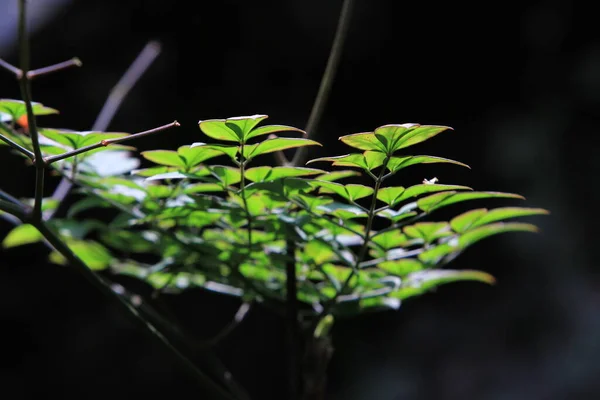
[43,121,179,165]
[27,57,82,79]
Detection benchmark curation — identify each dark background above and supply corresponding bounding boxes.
[1,0,598,399]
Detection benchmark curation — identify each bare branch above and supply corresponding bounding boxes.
[0,58,22,77]
[27,57,82,79]
[93,41,162,131]
[43,120,179,165]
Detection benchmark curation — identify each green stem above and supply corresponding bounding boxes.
[0,198,27,220]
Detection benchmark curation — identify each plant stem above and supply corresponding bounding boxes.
[44,121,180,164]
[199,302,252,348]
[17,0,45,221]
[290,0,355,167]
[0,198,27,220]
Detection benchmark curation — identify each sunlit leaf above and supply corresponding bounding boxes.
[374,124,451,153]
[314,170,361,182]
[450,207,549,233]
[245,166,325,182]
[390,269,495,300]
[190,142,239,162]
[458,222,538,248]
[403,222,452,243]
[387,155,469,173]
[397,184,472,204]
[209,165,241,187]
[339,132,387,152]
[418,191,525,212]
[2,224,43,248]
[243,138,321,160]
[177,144,225,168]
[377,259,423,276]
[0,99,59,119]
[49,239,113,271]
[141,150,185,168]
[245,124,305,140]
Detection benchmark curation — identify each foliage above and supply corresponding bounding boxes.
[1,108,548,324]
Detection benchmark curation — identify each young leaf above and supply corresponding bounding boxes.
[376,187,406,206]
[190,142,239,162]
[2,224,43,248]
[199,116,260,142]
[417,191,525,213]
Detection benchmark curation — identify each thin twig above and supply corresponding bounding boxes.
[27,57,82,79]
[0,58,21,76]
[93,41,161,131]
[44,121,180,164]
[289,0,355,168]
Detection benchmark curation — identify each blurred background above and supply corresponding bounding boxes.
[0,0,598,399]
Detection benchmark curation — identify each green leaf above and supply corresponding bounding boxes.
[390,269,495,300]
[314,170,361,182]
[2,224,43,248]
[243,138,321,161]
[144,171,190,181]
[0,99,59,118]
[458,222,539,248]
[177,144,225,168]
[307,151,385,171]
[377,259,424,276]
[313,181,373,201]
[370,229,412,250]
[450,207,549,233]
[417,191,525,213]
[374,124,451,153]
[245,166,325,182]
[199,116,261,142]
[190,142,239,162]
[184,183,224,194]
[210,165,242,186]
[403,222,452,243]
[245,124,305,140]
[141,150,185,168]
[49,239,113,270]
[376,187,406,205]
[397,184,472,204]
[316,202,368,219]
[39,129,129,150]
[339,132,387,152]
[387,155,469,173]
